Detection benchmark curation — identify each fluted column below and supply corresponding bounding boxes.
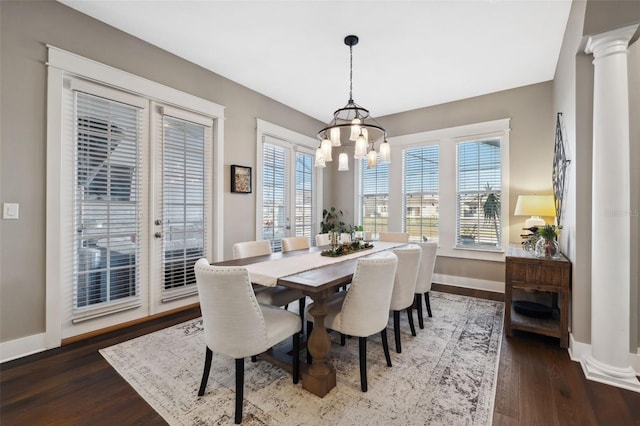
[582,24,640,392]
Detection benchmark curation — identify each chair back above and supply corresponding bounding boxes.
[232,240,272,259]
[315,233,330,246]
[415,242,437,293]
[334,252,398,337]
[194,259,271,358]
[390,244,422,310]
[282,236,310,252]
[378,231,410,243]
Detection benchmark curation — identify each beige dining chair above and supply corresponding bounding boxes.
[282,236,310,252]
[305,252,398,392]
[232,240,306,330]
[194,259,300,424]
[378,232,410,243]
[390,244,422,353]
[415,242,437,328]
[315,233,330,246]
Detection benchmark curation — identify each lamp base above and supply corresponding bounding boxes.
[524,216,546,228]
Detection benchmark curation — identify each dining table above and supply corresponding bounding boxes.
[211,241,405,397]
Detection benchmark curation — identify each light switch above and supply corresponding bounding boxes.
[3,203,19,219]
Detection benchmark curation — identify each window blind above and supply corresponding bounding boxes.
[456,139,502,249]
[262,141,289,252]
[74,91,142,311]
[403,145,439,242]
[161,115,207,293]
[360,157,389,238]
[295,151,313,238]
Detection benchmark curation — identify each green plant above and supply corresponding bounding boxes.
[320,207,352,234]
[537,224,559,240]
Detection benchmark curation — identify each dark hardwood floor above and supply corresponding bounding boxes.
[2,288,640,425]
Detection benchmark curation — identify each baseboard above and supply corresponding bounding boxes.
[569,333,640,376]
[0,333,47,364]
[433,273,504,294]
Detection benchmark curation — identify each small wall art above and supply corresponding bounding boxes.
[231,165,252,193]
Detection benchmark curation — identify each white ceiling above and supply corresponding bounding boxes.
[58,0,573,123]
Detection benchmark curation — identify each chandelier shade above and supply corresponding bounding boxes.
[316,35,389,170]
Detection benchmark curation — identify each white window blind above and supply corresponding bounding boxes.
[161,115,207,293]
[295,151,313,238]
[262,141,289,252]
[74,91,142,311]
[456,139,502,249]
[360,157,389,239]
[403,145,439,242]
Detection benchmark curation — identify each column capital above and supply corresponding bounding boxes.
[585,24,639,59]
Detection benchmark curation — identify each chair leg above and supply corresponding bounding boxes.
[234,358,244,424]
[340,333,346,346]
[393,310,401,353]
[406,307,417,337]
[298,297,306,334]
[381,328,392,367]
[425,292,432,317]
[416,294,424,329]
[359,336,368,392]
[306,321,314,364]
[198,347,213,396]
[251,355,257,362]
[292,332,300,384]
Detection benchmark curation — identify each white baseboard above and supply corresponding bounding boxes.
[569,333,640,376]
[0,333,47,363]
[433,273,504,294]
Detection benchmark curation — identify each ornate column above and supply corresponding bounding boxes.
[583,24,640,392]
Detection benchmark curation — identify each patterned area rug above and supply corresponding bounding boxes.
[100,292,503,425]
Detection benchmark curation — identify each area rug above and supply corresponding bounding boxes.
[100,292,503,425]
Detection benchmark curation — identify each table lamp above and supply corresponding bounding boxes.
[514,195,556,228]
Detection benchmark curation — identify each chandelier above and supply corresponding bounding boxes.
[315,35,389,171]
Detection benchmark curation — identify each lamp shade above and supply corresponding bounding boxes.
[514,195,555,227]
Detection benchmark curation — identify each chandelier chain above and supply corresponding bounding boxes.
[349,44,353,102]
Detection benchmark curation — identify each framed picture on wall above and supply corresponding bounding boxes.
[231,165,252,193]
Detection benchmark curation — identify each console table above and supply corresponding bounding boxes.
[504,245,571,348]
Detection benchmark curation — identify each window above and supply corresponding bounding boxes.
[456,139,502,250]
[256,120,322,251]
[359,158,389,239]
[403,145,439,242]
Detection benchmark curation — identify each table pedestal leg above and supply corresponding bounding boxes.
[302,292,336,397]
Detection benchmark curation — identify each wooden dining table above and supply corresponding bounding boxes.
[211,242,403,397]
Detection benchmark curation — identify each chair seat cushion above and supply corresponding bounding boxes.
[254,285,304,307]
[260,304,302,348]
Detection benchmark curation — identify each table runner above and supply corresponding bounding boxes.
[246,241,406,287]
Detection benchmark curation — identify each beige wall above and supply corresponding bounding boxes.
[553,0,640,347]
[0,0,323,342]
[329,82,555,284]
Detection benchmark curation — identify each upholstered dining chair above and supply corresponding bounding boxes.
[378,231,410,243]
[415,242,438,328]
[232,240,306,330]
[305,252,398,392]
[315,233,330,246]
[390,244,422,353]
[194,259,301,424]
[282,236,310,252]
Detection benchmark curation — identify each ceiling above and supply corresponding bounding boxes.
[58,0,573,123]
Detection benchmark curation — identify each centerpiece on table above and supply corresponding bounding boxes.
[321,234,373,257]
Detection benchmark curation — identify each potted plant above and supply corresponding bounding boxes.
[320,207,352,234]
[535,225,560,259]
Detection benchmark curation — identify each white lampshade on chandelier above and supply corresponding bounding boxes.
[315,35,389,171]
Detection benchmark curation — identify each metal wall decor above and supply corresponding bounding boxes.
[552,113,570,226]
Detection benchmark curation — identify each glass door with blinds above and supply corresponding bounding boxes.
[70,88,147,330]
[152,107,212,307]
[456,138,502,249]
[260,137,316,251]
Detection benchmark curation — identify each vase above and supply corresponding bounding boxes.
[535,237,560,259]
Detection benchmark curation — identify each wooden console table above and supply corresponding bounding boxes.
[504,245,571,348]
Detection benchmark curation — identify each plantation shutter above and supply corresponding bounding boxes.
[161,111,209,297]
[295,151,314,238]
[360,157,389,239]
[403,145,439,242]
[456,139,502,249]
[73,91,143,316]
[262,139,290,252]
